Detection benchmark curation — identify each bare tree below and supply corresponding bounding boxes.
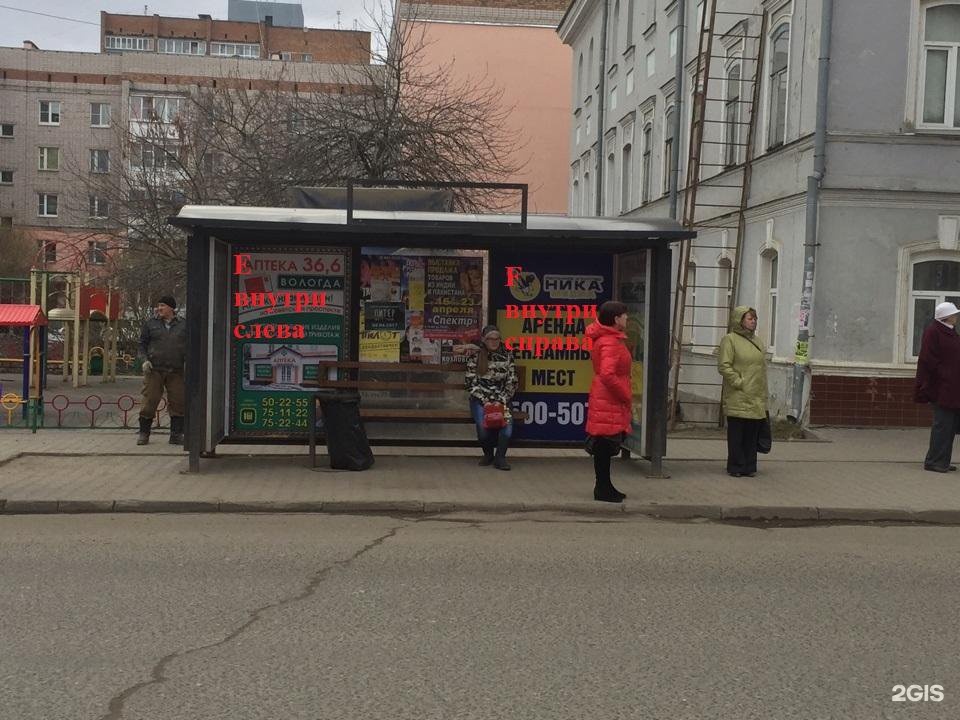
[0,225,35,278]
[66,0,525,308]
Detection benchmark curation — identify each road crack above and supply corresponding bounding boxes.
[97,521,409,720]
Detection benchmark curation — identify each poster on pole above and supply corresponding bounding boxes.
[229,247,350,437]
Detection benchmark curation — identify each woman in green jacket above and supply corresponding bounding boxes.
[717,306,768,477]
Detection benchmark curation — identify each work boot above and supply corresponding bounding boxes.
[493,433,511,471]
[136,416,151,446]
[169,416,184,446]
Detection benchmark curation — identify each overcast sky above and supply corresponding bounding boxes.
[0,0,375,53]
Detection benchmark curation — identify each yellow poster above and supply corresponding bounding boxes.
[408,280,425,311]
[360,331,401,362]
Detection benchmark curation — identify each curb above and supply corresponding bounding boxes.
[1,498,960,524]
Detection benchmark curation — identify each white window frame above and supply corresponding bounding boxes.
[605,141,618,216]
[105,35,153,51]
[90,102,111,128]
[129,95,184,123]
[669,27,678,58]
[716,254,734,345]
[646,49,656,77]
[724,58,744,167]
[621,127,634,214]
[38,146,59,171]
[89,196,110,219]
[610,85,618,111]
[662,101,676,196]
[39,101,61,126]
[626,68,635,95]
[914,1,960,129]
[90,149,110,174]
[758,248,780,350]
[210,42,260,59]
[764,13,792,150]
[903,252,960,359]
[87,240,108,266]
[640,117,654,205]
[158,38,206,55]
[38,193,58,217]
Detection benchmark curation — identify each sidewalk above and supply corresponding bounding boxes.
[0,427,957,524]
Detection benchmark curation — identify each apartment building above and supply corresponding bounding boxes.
[0,10,370,277]
[560,0,960,426]
[397,0,573,214]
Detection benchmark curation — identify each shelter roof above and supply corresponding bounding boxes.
[170,206,693,243]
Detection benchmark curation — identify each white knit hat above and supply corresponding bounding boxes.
[935,302,960,320]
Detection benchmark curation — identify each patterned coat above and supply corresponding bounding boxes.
[465,344,518,406]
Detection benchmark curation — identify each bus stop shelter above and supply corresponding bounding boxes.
[169,205,693,473]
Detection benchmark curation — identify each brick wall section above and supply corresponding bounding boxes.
[102,13,370,65]
[810,375,933,427]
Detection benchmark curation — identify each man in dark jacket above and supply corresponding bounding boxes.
[914,301,960,472]
[137,296,186,446]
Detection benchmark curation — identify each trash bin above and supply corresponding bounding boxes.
[315,391,374,471]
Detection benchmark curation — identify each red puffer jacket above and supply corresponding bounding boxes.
[586,321,633,436]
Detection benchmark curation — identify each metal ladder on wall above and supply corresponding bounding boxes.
[668,0,767,428]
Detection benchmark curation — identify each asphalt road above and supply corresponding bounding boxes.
[1,513,958,720]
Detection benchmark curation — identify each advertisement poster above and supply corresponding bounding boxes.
[360,250,484,364]
[491,250,614,442]
[230,248,349,436]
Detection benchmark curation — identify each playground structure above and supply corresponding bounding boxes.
[29,270,122,388]
[0,303,47,430]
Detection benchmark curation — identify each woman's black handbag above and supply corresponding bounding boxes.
[757,413,772,454]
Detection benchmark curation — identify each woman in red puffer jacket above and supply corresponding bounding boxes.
[586,300,633,503]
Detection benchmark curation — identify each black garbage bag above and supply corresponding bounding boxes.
[316,391,374,471]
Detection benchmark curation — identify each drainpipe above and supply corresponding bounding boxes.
[789,0,833,422]
[668,0,686,221]
[595,0,609,216]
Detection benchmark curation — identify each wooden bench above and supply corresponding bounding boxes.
[307,360,525,465]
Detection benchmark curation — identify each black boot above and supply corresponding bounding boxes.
[136,416,151,446]
[592,451,624,502]
[494,432,511,471]
[478,444,495,466]
[169,416,184,446]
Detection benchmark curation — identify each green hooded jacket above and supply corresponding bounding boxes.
[717,306,768,419]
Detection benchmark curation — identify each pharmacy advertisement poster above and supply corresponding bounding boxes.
[229,247,349,437]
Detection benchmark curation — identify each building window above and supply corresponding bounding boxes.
[627,0,635,46]
[696,0,705,32]
[90,103,111,127]
[577,54,584,100]
[612,0,621,56]
[646,49,656,77]
[39,100,61,125]
[621,142,633,213]
[760,249,779,349]
[575,125,582,145]
[0,123,13,138]
[767,23,790,149]
[588,38,595,91]
[87,241,108,266]
[129,96,183,123]
[42,241,57,263]
[38,193,58,217]
[669,27,679,57]
[0,169,11,184]
[38,146,59,171]
[626,69,634,95]
[583,169,591,215]
[572,178,580,215]
[89,196,110,218]
[131,142,175,170]
[105,35,152,51]
[210,42,260,58]
[910,259,960,355]
[303,53,313,62]
[586,114,592,135]
[641,122,653,204]
[610,85,618,111]
[158,38,206,55]
[920,3,960,127]
[663,104,675,195]
[682,263,697,347]
[724,62,743,167]
[717,257,733,344]
[606,150,617,216]
[90,149,110,174]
